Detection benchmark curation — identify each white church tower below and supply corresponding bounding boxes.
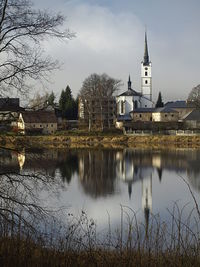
[141,32,152,101]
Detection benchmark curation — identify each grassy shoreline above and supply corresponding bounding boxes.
[1,134,200,149]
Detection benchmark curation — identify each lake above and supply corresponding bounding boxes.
[1,147,200,241]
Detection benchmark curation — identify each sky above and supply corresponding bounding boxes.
[33,0,200,103]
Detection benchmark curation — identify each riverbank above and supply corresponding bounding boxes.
[1,134,200,149]
[1,236,199,267]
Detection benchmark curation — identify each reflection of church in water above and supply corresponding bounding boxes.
[2,147,200,223]
[116,150,153,226]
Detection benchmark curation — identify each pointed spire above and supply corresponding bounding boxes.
[128,182,132,200]
[143,31,149,65]
[128,75,132,90]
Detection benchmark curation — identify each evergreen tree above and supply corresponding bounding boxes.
[59,85,78,119]
[156,92,164,108]
[47,91,56,106]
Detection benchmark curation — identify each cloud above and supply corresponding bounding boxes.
[34,0,200,102]
[41,2,145,99]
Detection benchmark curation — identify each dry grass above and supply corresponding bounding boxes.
[0,202,200,267]
[2,134,200,150]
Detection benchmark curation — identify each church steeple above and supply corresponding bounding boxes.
[128,75,132,90]
[141,30,152,101]
[143,31,149,65]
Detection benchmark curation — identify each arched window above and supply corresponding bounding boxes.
[145,71,148,76]
[134,100,138,109]
[145,80,148,84]
[121,100,125,114]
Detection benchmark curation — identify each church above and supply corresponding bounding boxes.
[116,32,154,120]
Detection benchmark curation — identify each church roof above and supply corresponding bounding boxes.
[143,31,150,65]
[118,88,142,97]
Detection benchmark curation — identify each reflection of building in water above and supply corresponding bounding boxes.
[142,174,152,231]
[78,149,118,198]
[17,149,25,170]
[116,150,153,199]
[0,148,78,183]
[116,149,153,230]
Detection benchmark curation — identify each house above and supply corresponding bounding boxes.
[130,107,178,122]
[164,101,194,120]
[184,109,200,129]
[18,111,57,134]
[0,98,24,129]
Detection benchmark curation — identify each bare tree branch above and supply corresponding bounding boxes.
[0,0,75,96]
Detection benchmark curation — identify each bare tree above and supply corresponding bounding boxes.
[0,0,74,96]
[79,73,121,131]
[28,92,50,110]
[187,84,200,109]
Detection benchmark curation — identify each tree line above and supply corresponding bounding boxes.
[29,85,78,120]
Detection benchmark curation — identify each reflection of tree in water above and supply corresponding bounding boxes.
[57,150,78,183]
[0,149,20,173]
[24,148,79,183]
[186,151,200,192]
[0,148,60,235]
[78,149,118,198]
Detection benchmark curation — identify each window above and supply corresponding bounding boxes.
[139,114,142,118]
[145,71,148,76]
[46,124,48,127]
[134,100,138,109]
[145,80,148,84]
[165,114,167,117]
[145,67,148,70]
[51,124,53,127]
[145,105,147,107]
[33,124,35,128]
[171,114,174,117]
[121,101,125,114]
[40,125,42,127]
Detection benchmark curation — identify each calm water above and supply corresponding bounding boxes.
[1,147,200,234]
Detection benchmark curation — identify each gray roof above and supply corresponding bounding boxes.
[21,111,57,123]
[130,108,155,113]
[184,110,200,121]
[118,88,142,97]
[0,98,19,107]
[154,107,178,113]
[130,107,177,114]
[165,101,189,109]
[117,114,132,121]
[0,98,24,111]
